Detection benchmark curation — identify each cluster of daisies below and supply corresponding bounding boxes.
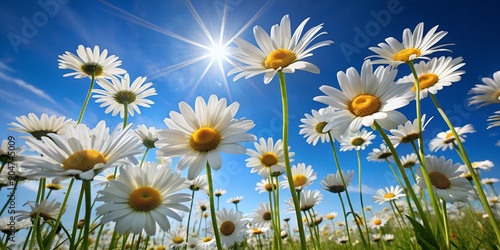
[0,11,499,250]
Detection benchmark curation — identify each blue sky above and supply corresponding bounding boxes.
[1,0,500,231]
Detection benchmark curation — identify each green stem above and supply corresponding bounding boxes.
[373,122,431,230]
[441,200,450,250]
[77,72,96,124]
[337,193,352,246]
[272,176,283,250]
[0,179,18,216]
[278,71,306,250]
[206,163,223,250]
[186,190,196,244]
[430,93,500,244]
[82,180,92,249]
[356,150,370,245]
[70,182,86,249]
[123,101,129,129]
[45,179,74,249]
[93,224,105,250]
[408,61,445,238]
[139,148,150,168]
[327,132,367,246]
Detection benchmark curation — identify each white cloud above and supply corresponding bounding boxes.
[347,184,376,195]
[0,89,62,116]
[0,71,56,105]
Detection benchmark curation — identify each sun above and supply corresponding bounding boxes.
[98,0,273,99]
[209,43,227,62]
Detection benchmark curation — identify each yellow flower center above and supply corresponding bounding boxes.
[203,237,213,243]
[62,150,107,172]
[412,73,439,91]
[128,187,162,211]
[373,219,382,225]
[264,49,296,70]
[252,228,263,234]
[264,183,276,192]
[106,174,115,181]
[326,214,336,220]
[293,174,308,187]
[262,211,272,221]
[189,127,221,152]
[401,133,420,143]
[172,236,184,244]
[315,121,328,134]
[444,132,455,144]
[383,193,396,199]
[351,137,366,146]
[220,221,235,236]
[392,48,422,62]
[348,94,382,117]
[46,183,62,190]
[429,171,451,189]
[261,153,279,167]
[81,63,104,76]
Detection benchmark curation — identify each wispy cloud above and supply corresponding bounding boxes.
[347,184,376,195]
[0,89,61,116]
[0,71,57,105]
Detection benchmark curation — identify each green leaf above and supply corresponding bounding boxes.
[406,215,439,250]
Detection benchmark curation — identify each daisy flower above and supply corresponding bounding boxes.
[416,155,472,202]
[321,170,355,193]
[21,121,141,181]
[487,111,500,129]
[314,60,413,133]
[389,114,432,147]
[45,180,63,191]
[367,144,392,162]
[367,22,451,66]
[429,124,475,151]
[197,199,209,212]
[246,137,293,178]
[214,188,227,197]
[401,153,419,169]
[134,124,159,149]
[92,73,157,118]
[198,236,215,249]
[0,139,26,165]
[255,178,279,193]
[16,199,64,222]
[0,217,31,234]
[93,168,119,187]
[368,215,389,230]
[481,178,499,185]
[251,203,272,227]
[325,212,338,220]
[228,14,333,84]
[468,71,500,107]
[472,160,494,171]
[339,129,376,151]
[372,185,406,204]
[165,229,187,248]
[337,236,349,244]
[299,107,341,146]
[227,196,244,205]
[210,208,247,247]
[383,234,395,242]
[397,56,465,99]
[8,113,73,140]
[157,95,256,179]
[246,225,270,236]
[95,164,191,235]
[188,174,208,192]
[285,189,323,212]
[281,163,317,190]
[58,44,126,79]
